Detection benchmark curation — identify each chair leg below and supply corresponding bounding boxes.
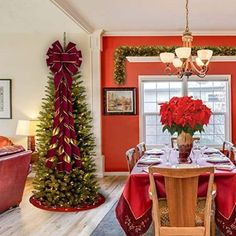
[211,213,216,236]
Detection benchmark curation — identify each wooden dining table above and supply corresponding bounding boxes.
[115,148,236,236]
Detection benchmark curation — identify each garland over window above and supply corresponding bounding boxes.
[114,46,236,85]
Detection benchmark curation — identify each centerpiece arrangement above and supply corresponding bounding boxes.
[160,96,212,163]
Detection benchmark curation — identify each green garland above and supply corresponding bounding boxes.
[114,46,236,85]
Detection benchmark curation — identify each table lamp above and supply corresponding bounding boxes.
[16,120,39,152]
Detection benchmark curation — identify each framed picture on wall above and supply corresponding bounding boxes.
[0,79,12,119]
[104,88,136,115]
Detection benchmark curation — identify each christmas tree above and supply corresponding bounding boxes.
[31,40,103,210]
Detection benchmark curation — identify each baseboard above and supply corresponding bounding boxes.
[104,172,129,176]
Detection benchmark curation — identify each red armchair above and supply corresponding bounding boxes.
[0,138,32,213]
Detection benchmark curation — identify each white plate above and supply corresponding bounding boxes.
[138,159,162,165]
[206,156,229,163]
[145,149,164,155]
[203,148,220,154]
[215,164,235,171]
[173,164,199,168]
[142,156,161,160]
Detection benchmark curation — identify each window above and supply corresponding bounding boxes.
[140,75,231,148]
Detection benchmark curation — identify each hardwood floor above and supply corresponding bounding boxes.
[0,176,127,236]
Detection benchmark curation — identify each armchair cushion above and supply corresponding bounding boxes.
[0,145,25,157]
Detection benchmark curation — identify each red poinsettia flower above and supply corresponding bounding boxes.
[160,96,212,136]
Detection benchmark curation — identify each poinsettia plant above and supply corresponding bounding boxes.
[160,96,212,136]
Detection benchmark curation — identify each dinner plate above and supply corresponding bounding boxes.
[206,156,229,163]
[203,147,220,155]
[138,158,162,165]
[173,164,199,168]
[142,155,160,160]
[215,164,235,171]
[145,149,164,155]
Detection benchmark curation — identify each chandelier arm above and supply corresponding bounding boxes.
[189,59,208,77]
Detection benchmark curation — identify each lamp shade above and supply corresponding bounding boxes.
[175,47,191,59]
[173,58,183,68]
[195,57,204,67]
[16,120,38,136]
[160,52,175,63]
[197,49,213,61]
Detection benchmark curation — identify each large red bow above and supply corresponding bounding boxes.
[46,40,82,88]
[45,40,82,172]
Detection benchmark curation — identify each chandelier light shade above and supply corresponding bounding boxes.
[160,0,213,78]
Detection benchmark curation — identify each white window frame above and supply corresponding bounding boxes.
[139,75,231,149]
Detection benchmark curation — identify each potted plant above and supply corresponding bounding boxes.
[160,96,212,163]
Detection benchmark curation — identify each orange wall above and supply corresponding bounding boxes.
[101,36,236,172]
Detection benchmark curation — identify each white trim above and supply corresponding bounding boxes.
[127,56,236,63]
[139,78,144,143]
[50,0,94,33]
[104,31,236,36]
[90,30,105,177]
[104,172,129,176]
[227,76,232,142]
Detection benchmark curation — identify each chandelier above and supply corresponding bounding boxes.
[160,0,213,78]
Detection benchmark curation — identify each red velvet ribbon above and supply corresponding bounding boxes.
[45,40,82,172]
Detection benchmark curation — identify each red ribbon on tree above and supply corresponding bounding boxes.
[45,40,82,172]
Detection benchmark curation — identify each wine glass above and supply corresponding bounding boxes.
[191,149,201,164]
[163,143,171,166]
[194,139,200,150]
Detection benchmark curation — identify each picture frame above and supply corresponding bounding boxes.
[0,79,12,119]
[104,87,136,115]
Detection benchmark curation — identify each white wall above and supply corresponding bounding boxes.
[0,32,91,147]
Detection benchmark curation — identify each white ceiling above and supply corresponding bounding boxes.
[0,0,83,33]
[51,0,236,35]
[1,0,236,35]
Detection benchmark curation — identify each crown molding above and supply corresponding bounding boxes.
[104,31,236,36]
[50,0,94,34]
[126,56,236,63]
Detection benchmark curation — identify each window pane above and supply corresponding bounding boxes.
[204,125,213,134]
[146,115,157,125]
[146,135,157,145]
[144,103,157,112]
[214,115,224,124]
[144,90,156,102]
[156,125,163,134]
[146,126,157,135]
[215,125,225,135]
[156,135,170,145]
[144,83,156,90]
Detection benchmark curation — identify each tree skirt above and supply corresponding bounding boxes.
[29,194,105,212]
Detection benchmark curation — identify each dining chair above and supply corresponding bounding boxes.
[231,146,236,164]
[171,136,200,149]
[148,166,214,236]
[125,148,136,173]
[222,141,234,160]
[136,142,146,161]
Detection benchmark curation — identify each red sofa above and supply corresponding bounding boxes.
[0,143,32,213]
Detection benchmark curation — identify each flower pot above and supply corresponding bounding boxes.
[177,131,193,163]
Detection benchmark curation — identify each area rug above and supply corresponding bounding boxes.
[91,202,223,236]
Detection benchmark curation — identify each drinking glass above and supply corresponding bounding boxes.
[191,149,201,164]
[193,139,201,150]
[163,143,171,166]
